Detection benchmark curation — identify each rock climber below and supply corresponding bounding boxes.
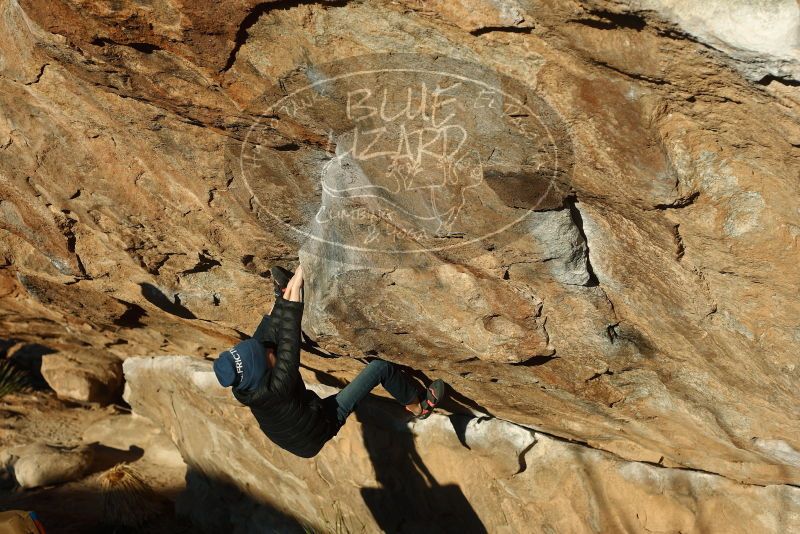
[212,263,447,458]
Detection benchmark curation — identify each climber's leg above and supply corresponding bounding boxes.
[332,359,422,425]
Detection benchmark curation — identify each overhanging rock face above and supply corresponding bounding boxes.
[2,0,800,525]
[124,356,800,533]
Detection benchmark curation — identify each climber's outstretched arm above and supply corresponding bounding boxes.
[267,265,304,396]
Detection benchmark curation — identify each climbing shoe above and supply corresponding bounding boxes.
[414,379,447,420]
[270,266,293,298]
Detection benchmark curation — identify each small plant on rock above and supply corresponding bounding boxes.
[0,360,29,399]
[99,463,165,529]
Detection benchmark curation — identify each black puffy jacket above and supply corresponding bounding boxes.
[232,296,339,458]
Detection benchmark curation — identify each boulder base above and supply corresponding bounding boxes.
[9,442,94,489]
[124,356,800,533]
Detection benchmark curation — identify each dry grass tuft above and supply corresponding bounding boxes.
[99,463,164,528]
[0,360,29,399]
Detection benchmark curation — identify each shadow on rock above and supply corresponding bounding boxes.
[0,466,311,534]
[2,338,56,389]
[0,475,189,534]
[356,405,487,533]
[300,330,346,359]
[176,469,307,533]
[394,363,495,418]
[139,283,196,320]
[86,444,145,475]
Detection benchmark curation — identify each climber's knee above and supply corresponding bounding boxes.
[366,358,389,373]
[365,358,393,382]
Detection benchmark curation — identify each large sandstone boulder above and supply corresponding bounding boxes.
[7,442,94,489]
[40,351,123,404]
[123,356,800,533]
[0,0,798,527]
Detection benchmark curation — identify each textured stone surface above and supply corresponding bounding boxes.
[8,442,93,489]
[628,0,800,81]
[0,0,799,519]
[82,413,186,469]
[124,356,800,533]
[40,350,123,404]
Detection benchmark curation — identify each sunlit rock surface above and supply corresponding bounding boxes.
[1,0,799,528]
[124,356,800,533]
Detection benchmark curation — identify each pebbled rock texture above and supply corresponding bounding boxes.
[1,0,799,522]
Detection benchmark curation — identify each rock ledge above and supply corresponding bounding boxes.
[124,356,800,533]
